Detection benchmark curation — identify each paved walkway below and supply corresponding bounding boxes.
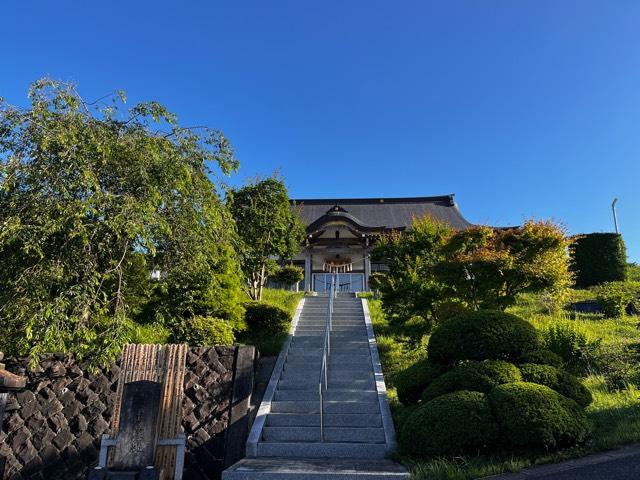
[486,444,640,480]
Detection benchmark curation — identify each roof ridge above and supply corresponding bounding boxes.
[290,194,455,205]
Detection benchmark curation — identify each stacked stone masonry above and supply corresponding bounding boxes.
[0,347,248,480]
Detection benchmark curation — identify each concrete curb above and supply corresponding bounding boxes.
[245,298,306,457]
[362,298,397,453]
[482,444,640,479]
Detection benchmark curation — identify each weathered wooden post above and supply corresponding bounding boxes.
[0,352,27,478]
[89,380,163,479]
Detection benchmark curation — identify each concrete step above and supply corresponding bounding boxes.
[280,371,374,382]
[270,401,379,414]
[297,318,363,323]
[295,326,365,332]
[255,442,388,458]
[222,457,409,480]
[274,390,378,402]
[287,347,370,355]
[291,335,368,341]
[296,322,364,327]
[283,365,372,376]
[287,347,371,355]
[277,379,376,390]
[284,361,372,371]
[291,335,369,347]
[265,413,382,428]
[286,353,370,362]
[285,362,372,371]
[262,426,385,443]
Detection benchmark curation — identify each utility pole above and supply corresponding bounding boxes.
[612,198,619,234]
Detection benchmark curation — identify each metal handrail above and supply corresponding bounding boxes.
[319,274,336,442]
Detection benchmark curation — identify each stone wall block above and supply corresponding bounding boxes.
[2,346,245,480]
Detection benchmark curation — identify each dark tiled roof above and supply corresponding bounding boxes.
[291,195,473,230]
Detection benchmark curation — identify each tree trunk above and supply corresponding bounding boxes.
[257,263,266,301]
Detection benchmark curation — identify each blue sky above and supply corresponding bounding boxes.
[3,1,639,261]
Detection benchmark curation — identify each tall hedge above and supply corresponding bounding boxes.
[571,233,627,287]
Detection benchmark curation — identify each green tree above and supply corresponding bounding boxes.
[437,221,573,310]
[371,216,452,321]
[227,176,305,300]
[0,78,243,364]
[372,217,572,323]
[272,264,304,290]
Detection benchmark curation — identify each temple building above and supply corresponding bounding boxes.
[289,195,473,293]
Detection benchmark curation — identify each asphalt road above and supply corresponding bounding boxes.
[486,444,640,480]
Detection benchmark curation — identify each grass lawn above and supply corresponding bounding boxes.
[368,292,640,480]
[237,288,304,356]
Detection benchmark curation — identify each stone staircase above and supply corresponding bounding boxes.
[223,293,409,479]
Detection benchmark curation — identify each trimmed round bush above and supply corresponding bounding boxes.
[520,364,593,408]
[480,360,523,384]
[421,360,521,403]
[244,302,291,335]
[399,391,499,457]
[428,310,540,366]
[520,349,564,368]
[489,382,590,450]
[557,370,593,408]
[520,363,560,386]
[393,405,419,433]
[181,316,235,346]
[394,358,443,405]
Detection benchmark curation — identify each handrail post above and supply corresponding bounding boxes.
[319,382,324,442]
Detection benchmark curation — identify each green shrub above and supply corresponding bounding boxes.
[272,264,304,286]
[519,363,592,408]
[489,382,590,450]
[556,370,593,408]
[629,263,640,282]
[244,302,291,335]
[571,233,627,287]
[480,360,523,384]
[588,342,640,390]
[594,281,640,318]
[393,404,419,433]
[399,391,499,457]
[421,361,521,403]
[540,322,601,375]
[402,315,434,339]
[394,358,443,405]
[519,363,559,387]
[178,316,235,346]
[520,349,564,368]
[428,310,539,366]
[129,322,171,344]
[433,299,468,321]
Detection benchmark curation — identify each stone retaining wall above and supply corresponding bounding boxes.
[0,346,255,480]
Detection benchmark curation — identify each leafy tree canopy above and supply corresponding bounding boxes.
[372,217,572,323]
[272,264,304,287]
[227,176,305,300]
[0,78,243,365]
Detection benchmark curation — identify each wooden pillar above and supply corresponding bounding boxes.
[364,251,371,291]
[224,346,256,468]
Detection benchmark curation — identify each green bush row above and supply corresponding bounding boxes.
[399,383,590,457]
[396,310,593,457]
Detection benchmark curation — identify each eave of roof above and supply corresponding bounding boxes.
[290,194,455,205]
